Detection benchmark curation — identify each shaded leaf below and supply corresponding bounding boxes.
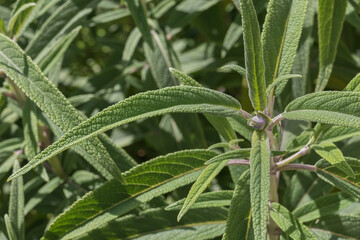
[315,0,347,91]
[222,170,253,240]
[270,203,316,240]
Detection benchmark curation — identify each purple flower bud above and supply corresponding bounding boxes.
[248,115,266,130]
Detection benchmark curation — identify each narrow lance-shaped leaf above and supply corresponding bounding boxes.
[283,91,360,130]
[316,157,360,199]
[239,0,267,110]
[125,0,153,47]
[7,2,35,38]
[8,160,24,240]
[25,0,97,58]
[178,160,229,221]
[261,0,308,94]
[249,130,270,240]
[205,148,251,165]
[43,149,217,240]
[8,85,242,181]
[4,214,17,240]
[170,68,238,141]
[311,214,360,239]
[315,0,347,91]
[22,99,48,181]
[312,142,355,178]
[266,74,302,95]
[0,33,124,182]
[222,170,253,240]
[122,27,141,62]
[292,192,356,223]
[292,0,317,98]
[24,177,62,215]
[78,208,227,240]
[166,191,233,211]
[270,203,316,239]
[221,15,242,58]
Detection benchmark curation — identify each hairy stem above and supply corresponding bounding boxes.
[277,163,316,172]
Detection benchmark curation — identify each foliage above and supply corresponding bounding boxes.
[0,0,359,239]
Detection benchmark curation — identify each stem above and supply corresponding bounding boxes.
[275,146,310,168]
[278,164,316,172]
[267,113,285,131]
[267,126,279,240]
[240,109,252,119]
[226,159,250,165]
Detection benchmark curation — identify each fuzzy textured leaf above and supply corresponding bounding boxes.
[166,191,233,211]
[284,91,360,130]
[249,130,270,240]
[316,157,360,199]
[315,0,347,91]
[0,33,124,182]
[222,170,252,240]
[239,0,266,110]
[78,208,227,240]
[292,192,356,223]
[270,203,316,240]
[9,86,242,180]
[43,150,217,240]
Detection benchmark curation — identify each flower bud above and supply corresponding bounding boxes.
[248,115,266,130]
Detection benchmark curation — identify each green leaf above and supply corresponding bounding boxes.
[205,149,251,165]
[312,215,360,239]
[9,85,242,180]
[125,0,152,47]
[0,33,124,182]
[77,208,227,240]
[122,27,141,62]
[91,8,130,24]
[315,0,347,91]
[270,203,316,240]
[24,177,62,215]
[0,17,6,34]
[22,99,48,181]
[249,130,270,240]
[316,157,360,199]
[221,15,242,58]
[222,64,247,79]
[178,160,229,221]
[344,72,360,91]
[262,0,308,92]
[8,160,24,240]
[291,0,317,98]
[4,214,18,240]
[283,91,360,130]
[36,26,81,75]
[222,170,253,240]
[266,74,302,96]
[25,0,96,58]
[166,191,233,211]
[292,192,356,223]
[43,149,217,240]
[312,142,355,178]
[8,2,36,38]
[170,68,238,141]
[239,0,267,110]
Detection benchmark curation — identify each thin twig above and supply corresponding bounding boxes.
[240,109,252,119]
[226,159,250,166]
[277,164,316,172]
[275,145,310,168]
[267,113,285,131]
